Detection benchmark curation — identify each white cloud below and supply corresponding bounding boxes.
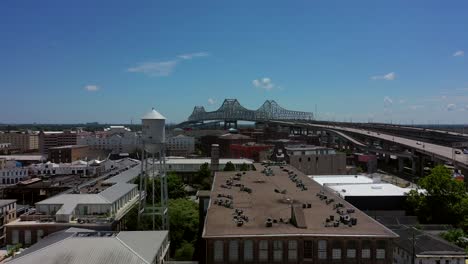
[207,98,215,105]
[384,96,393,107]
[453,50,464,57]
[128,51,209,77]
[371,72,396,81]
[177,52,209,60]
[127,60,178,77]
[446,103,456,111]
[252,77,275,91]
[84,85,99,92]
[409,105,424,110]
[398,99,406,104]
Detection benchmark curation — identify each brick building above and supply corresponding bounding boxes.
[230,143,274,162]
[48,145,89,163]
[39,130,77,155]
[0,131,39,152]
[202,165,397,264]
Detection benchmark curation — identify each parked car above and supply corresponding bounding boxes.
[463,149,468,154]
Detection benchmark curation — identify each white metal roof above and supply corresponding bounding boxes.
[8,229,169,264]
[141,108,166,120]
[326,183,416,197]
[310,175,374,186]
[165,157,253,165]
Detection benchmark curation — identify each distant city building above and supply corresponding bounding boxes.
[166,134,195,156]
[48,145,89,163]
[391,225,467,264]
[29,160,103,177]
[6,228,169,264]
[152,157,253,182]
[0,143,12,154]
[0,158,29,185]
[0,200,16,245]
[77,126,139,153]
[0,155,46,165]
[217,132,252,158]
[202,165,397,264]
[230,142,274,161]
[0,131,39,152]
[276,145,346,175]
[5,160,141,246]
[39,130,77,154]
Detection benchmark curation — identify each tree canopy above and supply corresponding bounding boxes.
[193,162,212,190]
[223,161,236,171]
[407,165,468,229]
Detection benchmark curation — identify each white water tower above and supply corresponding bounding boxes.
[141,108,166,153]
[138,107,169,231]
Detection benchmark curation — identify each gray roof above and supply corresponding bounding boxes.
[99,183,136,203]
[0,199,16,208]
[116,231,168,263]
[391,226,467,256]
[8,229,169,264]
[36,194,109,215]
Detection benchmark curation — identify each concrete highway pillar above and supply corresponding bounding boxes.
[385,154,390,164]
[412,157,418,176]
[398,157,404,173]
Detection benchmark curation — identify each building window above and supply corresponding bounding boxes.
[214,240,224,262]
[37,230,44,241]
[229,240,239,262]
[288,240,297,261]
[273,240,283,262]
[244,240,253,262]
[12,230,19,244]
[332,240,342,260]
[361,240,371,259]
[318,240,327,259]
[376,240,386,260]
[259,240,268,262]
[24,230,31,245]
[436,261,441,264]
[304,240,313,259]
[347,240,357,258]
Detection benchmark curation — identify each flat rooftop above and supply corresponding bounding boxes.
[165,157,253,165]
[203,164,397,238]
[310,175,375,186]
[327,183,416,197]
[49,145,87,150]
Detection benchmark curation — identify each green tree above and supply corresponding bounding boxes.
[193,162,212,190]
[223,161,236,171]
[169,198,199,257]
[239,162,250,171]
[407,165,467,227]
[174,241,195,261]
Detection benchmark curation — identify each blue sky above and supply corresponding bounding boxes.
[1,0,468,124]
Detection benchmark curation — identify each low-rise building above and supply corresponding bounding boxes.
[391,225,467,264]
[5,160,141,246]
[29,160,103,177]
[48,145,88,163]
[0,200,16,245]
[0,159,29,185]
[77,126,139,153]
[279,145,347,175]
[6,228,169,264]
[166,134,195,156]
[311,175,420,211]
[0,131,39,152]
[230,142,274,162]
[202,164,398,264]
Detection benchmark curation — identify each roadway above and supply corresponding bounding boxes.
[275,121,468,167]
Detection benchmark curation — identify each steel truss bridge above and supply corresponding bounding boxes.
[187,99,314,123]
